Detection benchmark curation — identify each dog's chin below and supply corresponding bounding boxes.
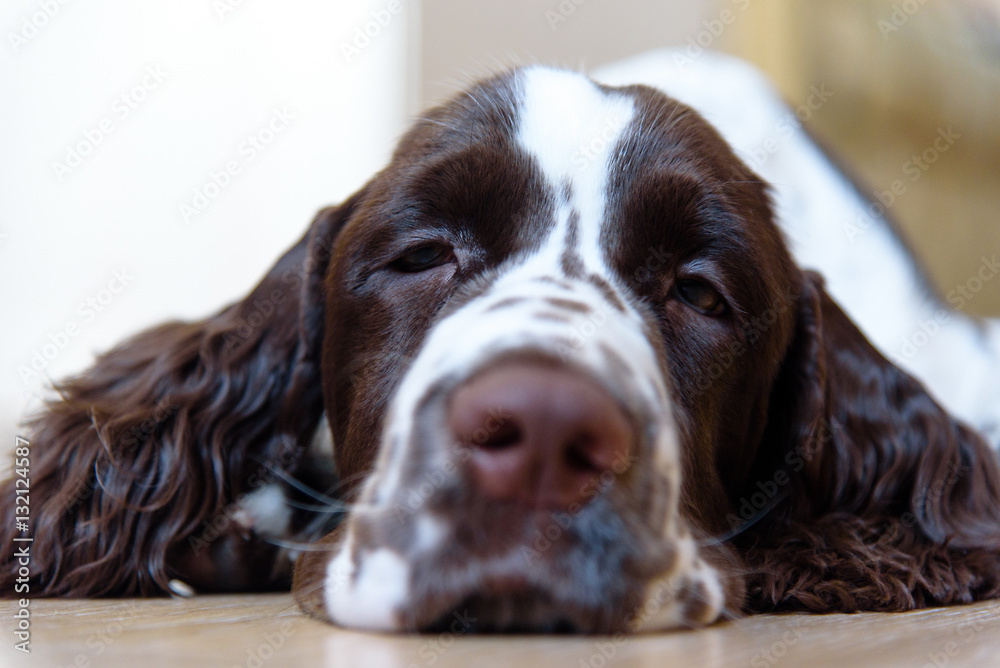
[393,509,666,634]
[315,491,725,633]
[317,507,729,634]
[401,548,645,634]
[417,590,615,634]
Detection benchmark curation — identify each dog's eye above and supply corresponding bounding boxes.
[391,244,454,273]
[675,278,725,315]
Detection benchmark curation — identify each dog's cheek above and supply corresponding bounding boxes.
[293,523,349,623]
[326,267,469,486]
[696,539,747,615]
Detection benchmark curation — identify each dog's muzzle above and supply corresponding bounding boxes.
[318,274,726,632]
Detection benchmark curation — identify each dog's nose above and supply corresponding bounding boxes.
[448,361,634,509]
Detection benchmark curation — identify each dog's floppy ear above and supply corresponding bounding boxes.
[0,192,364,597]
[741,271,1000,612]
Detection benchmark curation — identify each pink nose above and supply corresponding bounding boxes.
[447,361,634,509]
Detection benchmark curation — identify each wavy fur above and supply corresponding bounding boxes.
[741,273,1000,612]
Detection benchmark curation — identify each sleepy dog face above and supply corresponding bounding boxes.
[298,66,801,632]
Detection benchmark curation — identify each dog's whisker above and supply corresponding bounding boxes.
[262,536,344,553]
[411,115,461,132]
[246,455,341,506]
[698,490,790,547]
[715,605,744,623]
[281,498,349,513]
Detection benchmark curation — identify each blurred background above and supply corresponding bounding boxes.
[2,0,998,440]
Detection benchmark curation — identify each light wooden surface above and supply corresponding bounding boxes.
[2,595,999,667]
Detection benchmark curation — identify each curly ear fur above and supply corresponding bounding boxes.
[741,272,1000,612]
[0,198,361,597]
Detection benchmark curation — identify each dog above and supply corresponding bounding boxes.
[3,63,1000,634]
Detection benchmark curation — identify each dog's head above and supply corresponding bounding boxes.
[283,67,1000,632]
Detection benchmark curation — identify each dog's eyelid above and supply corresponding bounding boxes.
[389,241,456,273]
[672,276,727,316]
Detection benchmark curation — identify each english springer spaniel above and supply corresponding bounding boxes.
[3,58,1000,634]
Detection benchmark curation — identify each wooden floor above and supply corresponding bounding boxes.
[2,595,999,667]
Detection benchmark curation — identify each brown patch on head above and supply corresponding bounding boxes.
[536,276,575,290]
[532,311,574,324]
[486,296,529,312]
[544,297,592,314]
[586,273,626,313]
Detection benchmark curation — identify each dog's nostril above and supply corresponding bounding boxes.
[564,436,599,472]
[477,421,522,449]
[448,360,634,509]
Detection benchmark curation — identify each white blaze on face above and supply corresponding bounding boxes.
[515,66,636,276]
[511,67,680,478]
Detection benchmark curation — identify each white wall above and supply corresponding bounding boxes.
[0,0,418,438]
[420,0,715,107]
